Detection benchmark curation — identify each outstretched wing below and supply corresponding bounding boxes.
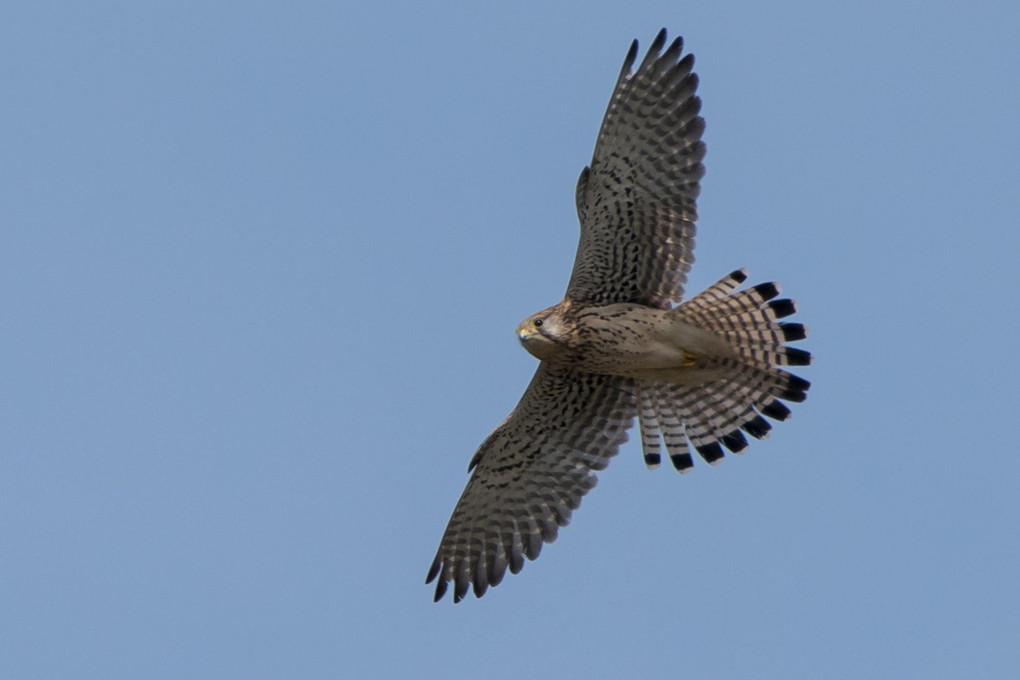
[427,365,636,602]
[567,28,706,308]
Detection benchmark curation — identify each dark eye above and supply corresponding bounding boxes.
[533,318,543,328]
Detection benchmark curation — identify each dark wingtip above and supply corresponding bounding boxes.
[730,268,749,284]
[426,558,441,584]
[432,577,448,603]
[488,563,505,587]
[621,39,640,74]
[644,453,661,468]
[651,28,668,53]
[453,576,469,603]
[662,34,684,63]
[523,532,543,561]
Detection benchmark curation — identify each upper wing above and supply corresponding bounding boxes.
[567,29,706,308]
[427,364,636,602]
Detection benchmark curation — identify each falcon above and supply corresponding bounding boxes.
[427,29,811,603]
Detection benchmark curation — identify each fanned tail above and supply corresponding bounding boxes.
[637,269,810,471]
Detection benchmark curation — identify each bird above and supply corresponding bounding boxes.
[426,29,811,603]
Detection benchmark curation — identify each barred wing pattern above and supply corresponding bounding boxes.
[426,365,636,603]
[567,29,706,308]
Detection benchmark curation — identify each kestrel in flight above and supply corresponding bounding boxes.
[427,29,811,603]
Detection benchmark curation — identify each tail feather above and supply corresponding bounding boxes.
[654,394,694,472]
[637,270,810,470]
[780,322,808,342]
[637,391,663,468]
[675,269,747,313]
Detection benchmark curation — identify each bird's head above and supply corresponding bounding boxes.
[516,305,567,361]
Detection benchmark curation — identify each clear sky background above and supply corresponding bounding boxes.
[3,1,1019,678]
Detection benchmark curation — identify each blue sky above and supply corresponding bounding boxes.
[3,1,1019,678]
